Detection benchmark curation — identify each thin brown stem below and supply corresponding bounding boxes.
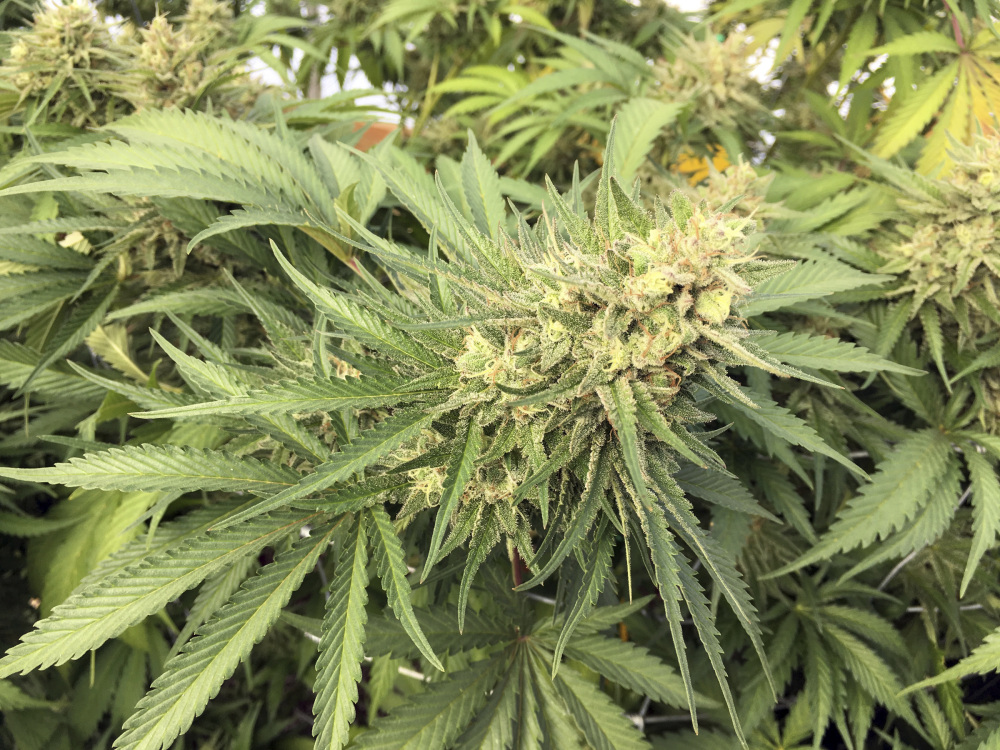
[511,547,526,587]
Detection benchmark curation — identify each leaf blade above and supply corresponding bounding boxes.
[424,417,484,579]
[114,524,337,750]
[215,409,436,529]
[314,519,370,750]
[367,506,444,671]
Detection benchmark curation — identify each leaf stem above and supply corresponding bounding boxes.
[511,547,526,587]
[941,0,966,49]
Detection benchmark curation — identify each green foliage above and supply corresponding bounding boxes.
[314,519,369,749]
[0,0,293,128]
[2,1,1000,749]
[115,524,337,750]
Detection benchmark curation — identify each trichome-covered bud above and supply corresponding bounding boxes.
[882,136,1000,340]
[428,175,794,527]
[878,134,1000,430]
[651,33,767,134]
[1,0,261,126]
[2,0,119,126]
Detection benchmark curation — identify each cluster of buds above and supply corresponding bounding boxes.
[692,159,775,218]
[441,184,790,525]
[133,15,207,109]
[394,430,448,520]
[179,0,235,39]
[2,0,259,127]
[637,152,776,226]
[879,135,1000,431]
[8,0,108,90]
[651,33,765,133]
[456,196,762,416]
[882,136,1000,345]
[5,0,120,126]
[127,0,253,112]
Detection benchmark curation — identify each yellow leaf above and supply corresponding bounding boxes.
[0,261,36,275]
[971,57,1000,133]
[970,26,1000,55]
[85,324,148,382]
[744,18,785,55]
[58,230,91,255]
[918,68,971,174]
[974,56,1000,87]
[967,62,998,133]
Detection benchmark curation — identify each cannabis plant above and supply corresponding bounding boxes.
[2,0,123,128]
[0,0,282,129]
[0,114,916,748]
[763,134,1000,586]
[712,0,1000,172]
[5,0,1000,746]
[649,32,770,163]
[432,23,776,184]
[0,8,382,451]
[870,135,1000,429]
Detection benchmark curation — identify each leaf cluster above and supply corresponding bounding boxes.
[2,3,1000,750]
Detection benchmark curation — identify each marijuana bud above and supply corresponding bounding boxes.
[879,134,1000,430]
[3,0,120,126]
[883,137,1000,334]
[2,0,262,126]
[347,161,799,566]
[653,34,760,132]
[126,0,256,113]
[180,0,235,38]
[692,158,776,217]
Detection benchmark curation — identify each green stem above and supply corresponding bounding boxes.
[410,51,441,139]
[410,51,467,140]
